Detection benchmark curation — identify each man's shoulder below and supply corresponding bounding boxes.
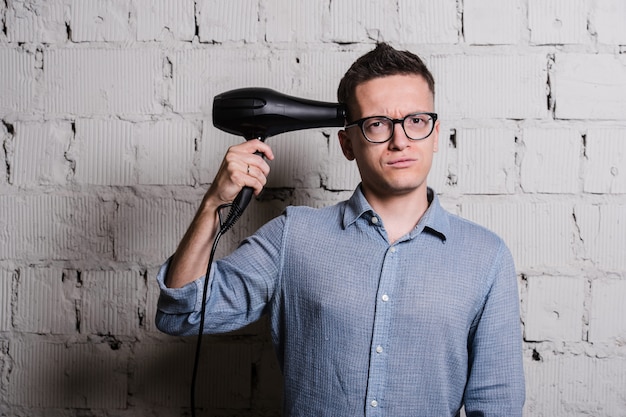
[444,209,507,248]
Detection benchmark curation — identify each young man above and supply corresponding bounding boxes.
[156,43,525,416]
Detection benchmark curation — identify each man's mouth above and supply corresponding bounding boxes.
[387,158,416,168]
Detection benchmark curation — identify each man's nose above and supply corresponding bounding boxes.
[388,121,410,149]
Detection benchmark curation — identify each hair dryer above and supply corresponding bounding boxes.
[212,87,346,231]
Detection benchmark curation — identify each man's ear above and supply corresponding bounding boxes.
[338,130,355,161]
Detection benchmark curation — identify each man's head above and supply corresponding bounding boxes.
[337,43,439,204]
[337,42,435,122]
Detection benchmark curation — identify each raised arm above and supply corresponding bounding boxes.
[164,139,274,288]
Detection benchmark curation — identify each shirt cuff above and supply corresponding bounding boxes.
[156,258,206,315]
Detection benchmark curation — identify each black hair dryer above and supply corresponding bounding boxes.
[212,87,346,231]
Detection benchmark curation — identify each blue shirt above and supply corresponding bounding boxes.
[156,187,525,416]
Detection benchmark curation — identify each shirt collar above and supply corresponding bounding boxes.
[342,185,449,243]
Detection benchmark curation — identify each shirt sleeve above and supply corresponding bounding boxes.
[463,242,526,416]
[154,214,286,337]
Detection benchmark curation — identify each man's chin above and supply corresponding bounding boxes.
[368,180,428,198]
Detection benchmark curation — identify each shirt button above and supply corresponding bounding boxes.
[381,294,389,302]
[371,216,379,225]
[390,247,397,253]
[371,400,378,407]
[376,345,383,353]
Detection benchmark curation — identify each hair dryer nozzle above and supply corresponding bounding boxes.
[212,87,345,140]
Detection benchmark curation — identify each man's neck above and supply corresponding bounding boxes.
[363,186,431,244]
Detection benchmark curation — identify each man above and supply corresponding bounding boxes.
[156,43,525,416]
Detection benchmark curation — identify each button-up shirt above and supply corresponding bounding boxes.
[156,187,525,416]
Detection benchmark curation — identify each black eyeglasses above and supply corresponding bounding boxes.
[345,112,438,143]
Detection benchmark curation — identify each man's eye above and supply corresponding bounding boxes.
[365,119,387,130]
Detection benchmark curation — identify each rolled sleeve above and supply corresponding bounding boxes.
[155,258,208,335]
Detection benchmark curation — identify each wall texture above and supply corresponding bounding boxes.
[1,0,626,416]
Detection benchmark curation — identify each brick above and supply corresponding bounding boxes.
[590,282,626,344]
[583,128,626,194]
[169,47,272,114]
[199,120,242,185]
[132,342,251,408]
[172,47,350,118]
[553,53,626,120]
[198,0,259,42]
[0,48,38,115]
[525,353,626,416]
[575,204,626,271]
[136,120,197,185]
[457,128,516,194]
[9,339,127,408]
[291,188,354,210]
[520,127,581,193]
[144,266,161,333]
[430,54,548,119]
[10,121,72,186]
[136,0,195,41]
[270,48,361,105]
[81,270,143,336]
[593,0,626,44]
[464,0,526,45]
[589,279,626,342]
[0,122,8,184]
[525,275,585,342]
[0,195,114,261]
[0,270,12,331]
[327,0,399,44]
[265,0,326,42]
[114,197,195,263]
[73,118,197,186]
[6,0,66,43]
[462,202,574,270]
[69,0,133,42]
[14,268,76,334]
[398,0,459,44]
[264,130,328,189]
[0,339,7,394]
[0,1,5,42]
[71,119,135,186]
[528,0,590,45]
[43,48,162,116]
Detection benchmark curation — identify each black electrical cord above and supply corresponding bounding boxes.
[190,202,243,417]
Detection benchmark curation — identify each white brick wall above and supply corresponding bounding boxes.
[1,0,625,416]
[520,127,581,194]
[464,0,527,45]
[528,0,590,45]
[584,128,626,193]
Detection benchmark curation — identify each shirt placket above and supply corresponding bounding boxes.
[364,232,399,416]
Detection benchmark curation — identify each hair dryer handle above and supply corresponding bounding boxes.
[219,149,265,233]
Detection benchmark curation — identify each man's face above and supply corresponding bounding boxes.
[338,74,439,201]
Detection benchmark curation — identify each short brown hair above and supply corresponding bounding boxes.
[337,42,435,121]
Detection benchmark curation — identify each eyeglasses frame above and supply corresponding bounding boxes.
[344,112,439,143]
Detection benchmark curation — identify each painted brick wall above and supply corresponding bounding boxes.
[1,1,625,416]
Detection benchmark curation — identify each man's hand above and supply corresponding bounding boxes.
[204,139,275,209]
[164,139,274,288]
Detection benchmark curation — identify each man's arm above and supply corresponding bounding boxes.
[165,139,274,288]
[463,243,526,416]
